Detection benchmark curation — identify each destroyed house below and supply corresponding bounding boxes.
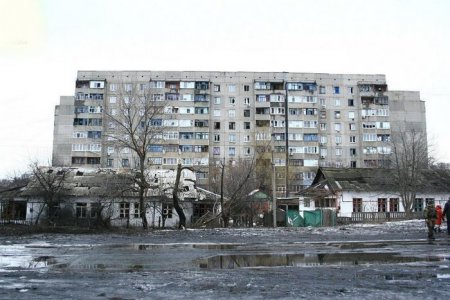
[18,167,218,228]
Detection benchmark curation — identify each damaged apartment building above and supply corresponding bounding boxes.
[52,71,426,197]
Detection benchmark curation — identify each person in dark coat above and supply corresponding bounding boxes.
[443,198,450,236]
[424,202,437,239]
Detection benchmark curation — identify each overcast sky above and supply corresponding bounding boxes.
[0,0,449,179]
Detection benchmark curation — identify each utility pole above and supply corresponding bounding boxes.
[272,151,277,228]
[284,81,289,198]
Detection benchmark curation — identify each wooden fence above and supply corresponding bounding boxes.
[350,211,423,223]
[0,219,31,225]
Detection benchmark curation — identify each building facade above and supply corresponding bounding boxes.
[52,71,426,195]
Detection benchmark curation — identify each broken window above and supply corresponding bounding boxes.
[76,203,87,218]
[133,203,140,218]
[163,204,173,218]
[119,203,130,218]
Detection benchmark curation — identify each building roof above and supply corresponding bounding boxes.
[301,167,450,196]
[20,167,216,201]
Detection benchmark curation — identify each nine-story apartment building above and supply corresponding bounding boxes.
[53,71,426,196]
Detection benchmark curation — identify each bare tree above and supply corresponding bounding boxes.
[211,158,258,227]
[389,129,429,215]
[28,162,69,225]
[172,163,193,229]
[104,82,166,229]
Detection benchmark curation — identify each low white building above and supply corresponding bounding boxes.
[299,168,450,222]
[18,167,219,228]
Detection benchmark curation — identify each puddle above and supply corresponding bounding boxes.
[198,252,443,269]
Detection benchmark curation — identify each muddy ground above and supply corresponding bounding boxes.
[1,220,449,299]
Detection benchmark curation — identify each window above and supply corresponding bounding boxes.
[350,161,356,168]
[414,198,423,212]
[333,86,340,94]
[214,84,220,92]
[228,109,236,117]
[244,85,250,92]
[73,131,87,138]
[228,84,236,93]
[319,86,326,94]
[378,198,387,212]
[133,203,140,218]
[120,203,130,218]
[150,81,165,88]
[213,110,221,117]
[109,96,117,104]
[353,198,362,212]
[335,99,341,106]
[90,203,100,218]
[350,136,356,143]
[122,159,130,167]
[350,148,356,156]
[163,204,173,218]
[228,147,236,156]
[76,203,87,218]
[214,134,220,142]
[229,97,235,104]
[124,83,132,92]
[348,99,354,106]
[229,122,236,130]
[214,122,220,129]
[214,97,221,104]
[244,122,250,129]
[107,159,113,167]
[389,198,399,212]
[349,123,356,131]
[244,97,250,105]
[229,133,236,142]
[244,109,250,117]
[213,147,220,155]
[335,148,342,156]
[88,131,102,139]
[109,84,117,92]
[348,111,355,120]
[334,111,341,119]
[334,123,342,132]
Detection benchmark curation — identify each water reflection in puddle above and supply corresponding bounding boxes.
[198,252,443,269]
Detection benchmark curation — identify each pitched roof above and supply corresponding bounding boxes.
[309,167,450,194]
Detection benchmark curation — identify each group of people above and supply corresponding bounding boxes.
[424,198,450,239]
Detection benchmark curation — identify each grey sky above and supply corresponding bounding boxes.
[0,0,449,178]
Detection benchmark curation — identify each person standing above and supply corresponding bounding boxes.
[435,205,444,232]
[424,202,437,239]
[443,198,450,236]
